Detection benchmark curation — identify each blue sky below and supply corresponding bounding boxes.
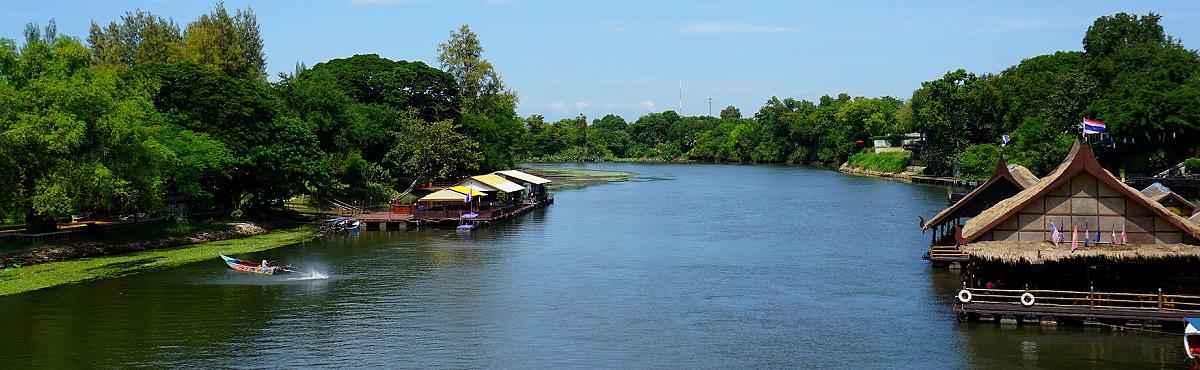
[3,1,1199,121]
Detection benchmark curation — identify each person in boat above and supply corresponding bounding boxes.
[261,259,270,268]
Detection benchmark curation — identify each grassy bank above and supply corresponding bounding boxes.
[520,167,634,190]
[846,150,911,173]
[0,229,318,296]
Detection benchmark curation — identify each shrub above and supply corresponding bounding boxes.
[1185,157,1200,175]
[958,144,1001,181]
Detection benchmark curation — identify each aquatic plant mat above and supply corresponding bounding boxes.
[0,229,318,296]
[520,167,633,190]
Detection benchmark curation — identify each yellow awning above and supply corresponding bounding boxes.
[449,186,487,197]
[419,189,470,202]
[495,170,552,185]
[471,174,526,193]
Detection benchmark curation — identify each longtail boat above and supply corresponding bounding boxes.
[220,254,287,275]
[1187,318,1200,359]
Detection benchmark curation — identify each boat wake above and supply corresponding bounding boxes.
[288,271,330,281]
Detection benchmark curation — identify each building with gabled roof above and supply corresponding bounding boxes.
[948,140,1200,325]
[921,156,1038,262]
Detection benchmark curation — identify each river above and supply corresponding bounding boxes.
[0,163,1185,368]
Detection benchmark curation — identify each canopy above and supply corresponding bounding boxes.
[419,189,471,202]
[471,174,525,193]
[1188,318,1200,335]
[449,185,488,197]
[495,170,551,185]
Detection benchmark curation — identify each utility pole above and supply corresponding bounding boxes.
[707,97,713,116]
[678,80,683,114]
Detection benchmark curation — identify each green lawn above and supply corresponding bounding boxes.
[0,229,318,296]
[846,150,912,173]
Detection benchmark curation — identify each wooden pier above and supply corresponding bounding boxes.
[351,197,554,229]
[955,287,1200,326]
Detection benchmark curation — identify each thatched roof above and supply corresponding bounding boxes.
[1008,164,1039,188]
[962,241,1200,264]
[957,141,1200,243]
[922,157,1035,230]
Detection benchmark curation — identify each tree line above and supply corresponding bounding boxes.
[2,7,1197,232]
[520,12,1200,182]
[1,3,521,232]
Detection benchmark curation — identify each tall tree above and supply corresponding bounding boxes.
[87,10,183,67]
[437,24,516,115]
[180,1,266,80]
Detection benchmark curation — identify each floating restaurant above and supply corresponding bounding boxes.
[354,170,554,229]
[923,141,1200,326]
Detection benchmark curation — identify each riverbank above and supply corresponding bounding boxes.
[836,163,918,182]
[0,222,268,269]
[0,228,318,296]
[520,167,634,190]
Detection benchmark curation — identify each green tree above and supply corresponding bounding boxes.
[0,37,169,231]
[180,1,266,80]
[437,24,516,115]
[720,105,742,119]
[87,10,183,68]
[385,117,483,197]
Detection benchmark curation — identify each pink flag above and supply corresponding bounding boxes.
[1071,225,1079,252]
[1121,223,1128,245]
[1110,227,1117,246]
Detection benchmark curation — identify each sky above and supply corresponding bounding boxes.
[3,1,1200,121]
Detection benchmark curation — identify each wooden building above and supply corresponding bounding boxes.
[921,157,1039,263]
[1141,182,1197,217]
[949,141,1200,326]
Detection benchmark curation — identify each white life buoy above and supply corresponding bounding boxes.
[957,289,972,303]
[1021,292,1036,307]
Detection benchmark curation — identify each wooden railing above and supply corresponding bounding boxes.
[964,287,1200,312]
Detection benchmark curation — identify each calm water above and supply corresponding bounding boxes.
[0,163,1186,368]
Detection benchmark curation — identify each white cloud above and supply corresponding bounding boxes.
[575,101,590,111]
[549,102,568,113]
[680,22,801,33]
[637,100,656,112]
[603,25,630,32]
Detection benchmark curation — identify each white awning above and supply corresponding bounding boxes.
[495,170,551,185]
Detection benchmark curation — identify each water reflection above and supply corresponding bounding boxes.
[0,163,1187,368]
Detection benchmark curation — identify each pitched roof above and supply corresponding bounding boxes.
[419,189,471,202]
[962,241,1200,263]
[471,174,525,193]
[956,141,1200,244]
[495,170,552,185]
[1008,164,1039,188]
[1141,182,1196,214]
[921,157,1036,230]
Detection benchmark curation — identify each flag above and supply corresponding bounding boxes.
[1082,118,1107,134]
[1001,134,1011,147]
[1050,221,1061,245]
[1110,227,1117,246]
[1095,228,1102,244]
[465,189,472,203]
[1084,222,1090,248]
[1121,223,1128,245]
[1071,225,1079,252]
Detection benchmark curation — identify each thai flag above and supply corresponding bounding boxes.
[1050,221,1062,245]
[465,190,472,203]
[1081,118,1106,134]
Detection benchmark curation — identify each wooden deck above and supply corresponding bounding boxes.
[954,287,1200,325]
[350,197,554,229]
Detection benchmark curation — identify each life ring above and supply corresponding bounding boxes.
[1021,292,1036,307]
[957,289,972,303]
